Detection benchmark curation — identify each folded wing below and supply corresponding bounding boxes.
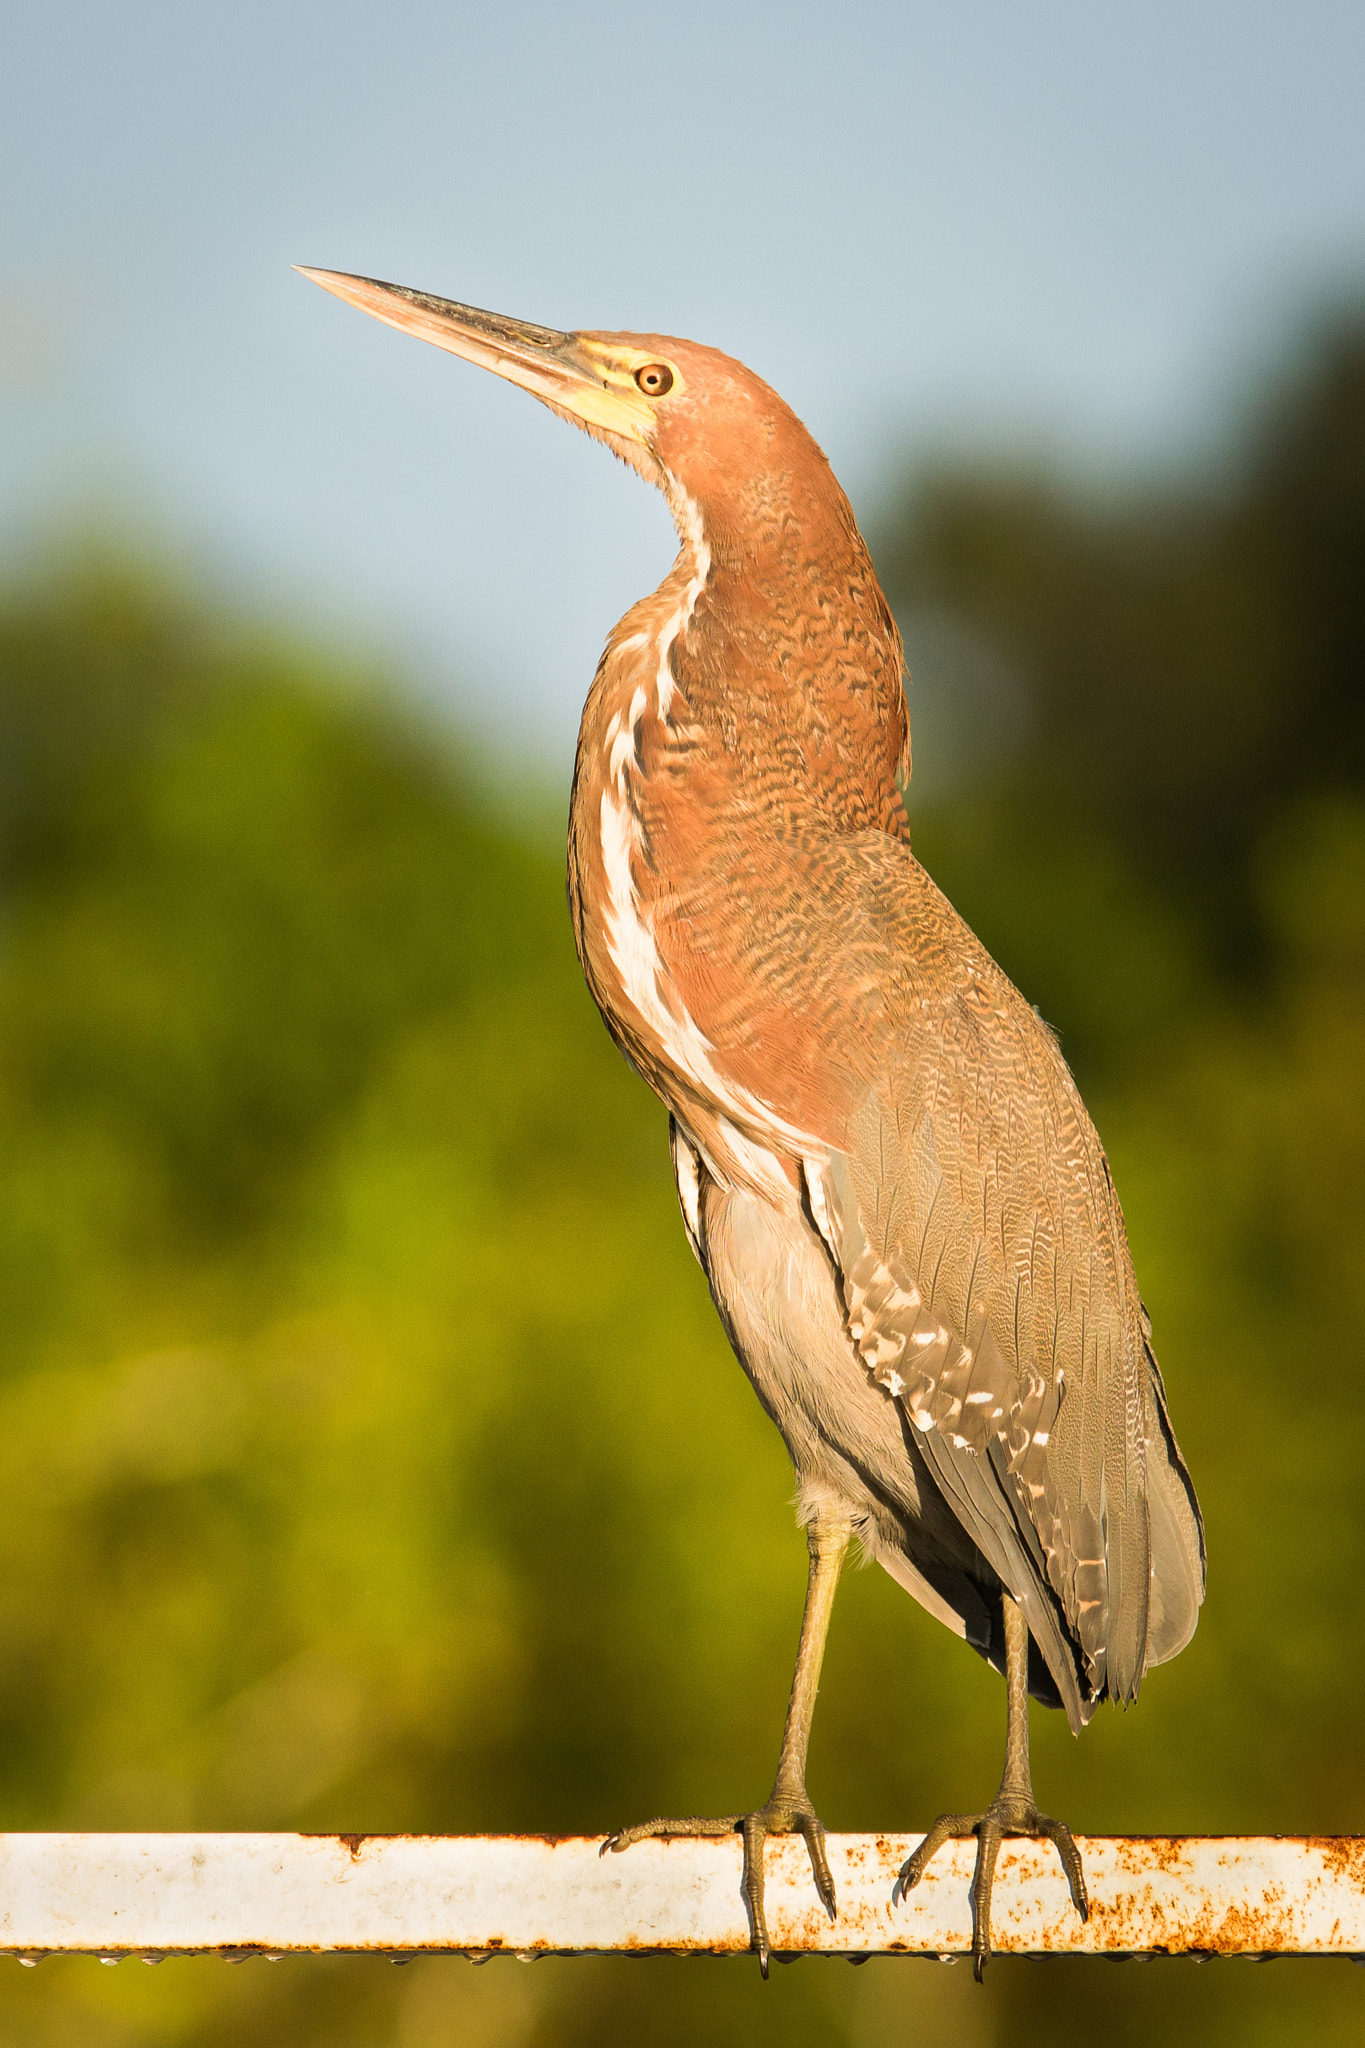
[810,990,1201,1729]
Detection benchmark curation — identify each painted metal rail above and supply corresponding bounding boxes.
[1,1834,1363,1962]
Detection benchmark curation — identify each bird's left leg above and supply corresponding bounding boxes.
[603,1513,852,1974]
[893,1590,1088,1978]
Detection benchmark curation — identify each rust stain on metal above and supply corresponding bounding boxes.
[2,1834,1363,1959]
[1308,1837,1365,1886]
[1109,1835,1191,1877]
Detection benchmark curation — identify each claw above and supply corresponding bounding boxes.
[601,1813,739,1858]
[1036,1813,1089,1921]
[892,1811,977,1906]
[894,1801,1087,1976]
[797,1812,838,1920]
[604,1791,837,1974]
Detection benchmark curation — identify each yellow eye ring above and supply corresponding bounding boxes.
[634,362,674,396]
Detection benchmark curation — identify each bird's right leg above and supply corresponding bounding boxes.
[603,1512,852,1975]
[892,1589,1088,1977]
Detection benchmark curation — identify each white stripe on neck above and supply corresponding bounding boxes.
[655,478,710,722]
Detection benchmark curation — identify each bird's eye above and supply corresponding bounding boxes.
[634,362,674,396]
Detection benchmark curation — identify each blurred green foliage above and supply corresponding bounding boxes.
[0,313,1363,2045]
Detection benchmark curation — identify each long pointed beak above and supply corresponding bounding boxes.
[295,268,655,446]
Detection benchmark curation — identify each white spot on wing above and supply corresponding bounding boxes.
[883,1281,922,1312]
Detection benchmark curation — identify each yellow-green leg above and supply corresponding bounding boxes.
[604,1514,851,1974]
[893,1590,1089,1977]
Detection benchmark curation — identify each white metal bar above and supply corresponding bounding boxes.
[0,1835,1361,1960]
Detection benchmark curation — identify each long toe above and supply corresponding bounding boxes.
[889,1806,1004,1977]
[796,1810,837,1920]
[745,1791,839,1973]
[601,1813,741,1857]
[604,1792,836,1972]
[893,1812,983,1904]
[894,1800,1087,1976]
[1035,1812,1089,1921]
[968,1814,1006,1980]
[740,1813,775,1976]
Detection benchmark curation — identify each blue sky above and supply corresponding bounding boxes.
[4,1,1364,772]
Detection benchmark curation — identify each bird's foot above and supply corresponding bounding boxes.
[893,1793,1088,1980]
[602,1787,837,1976]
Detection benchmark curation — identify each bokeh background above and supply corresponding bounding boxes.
[3,3,1365,2042]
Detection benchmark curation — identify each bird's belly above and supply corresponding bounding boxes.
[699,1173,977,1590]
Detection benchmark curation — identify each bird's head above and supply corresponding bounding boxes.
[297,270,833,550]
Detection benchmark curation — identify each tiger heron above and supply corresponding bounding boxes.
[298,268,1207,1977]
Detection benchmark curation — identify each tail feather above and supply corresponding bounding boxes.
[1142,1343,1206,1666]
